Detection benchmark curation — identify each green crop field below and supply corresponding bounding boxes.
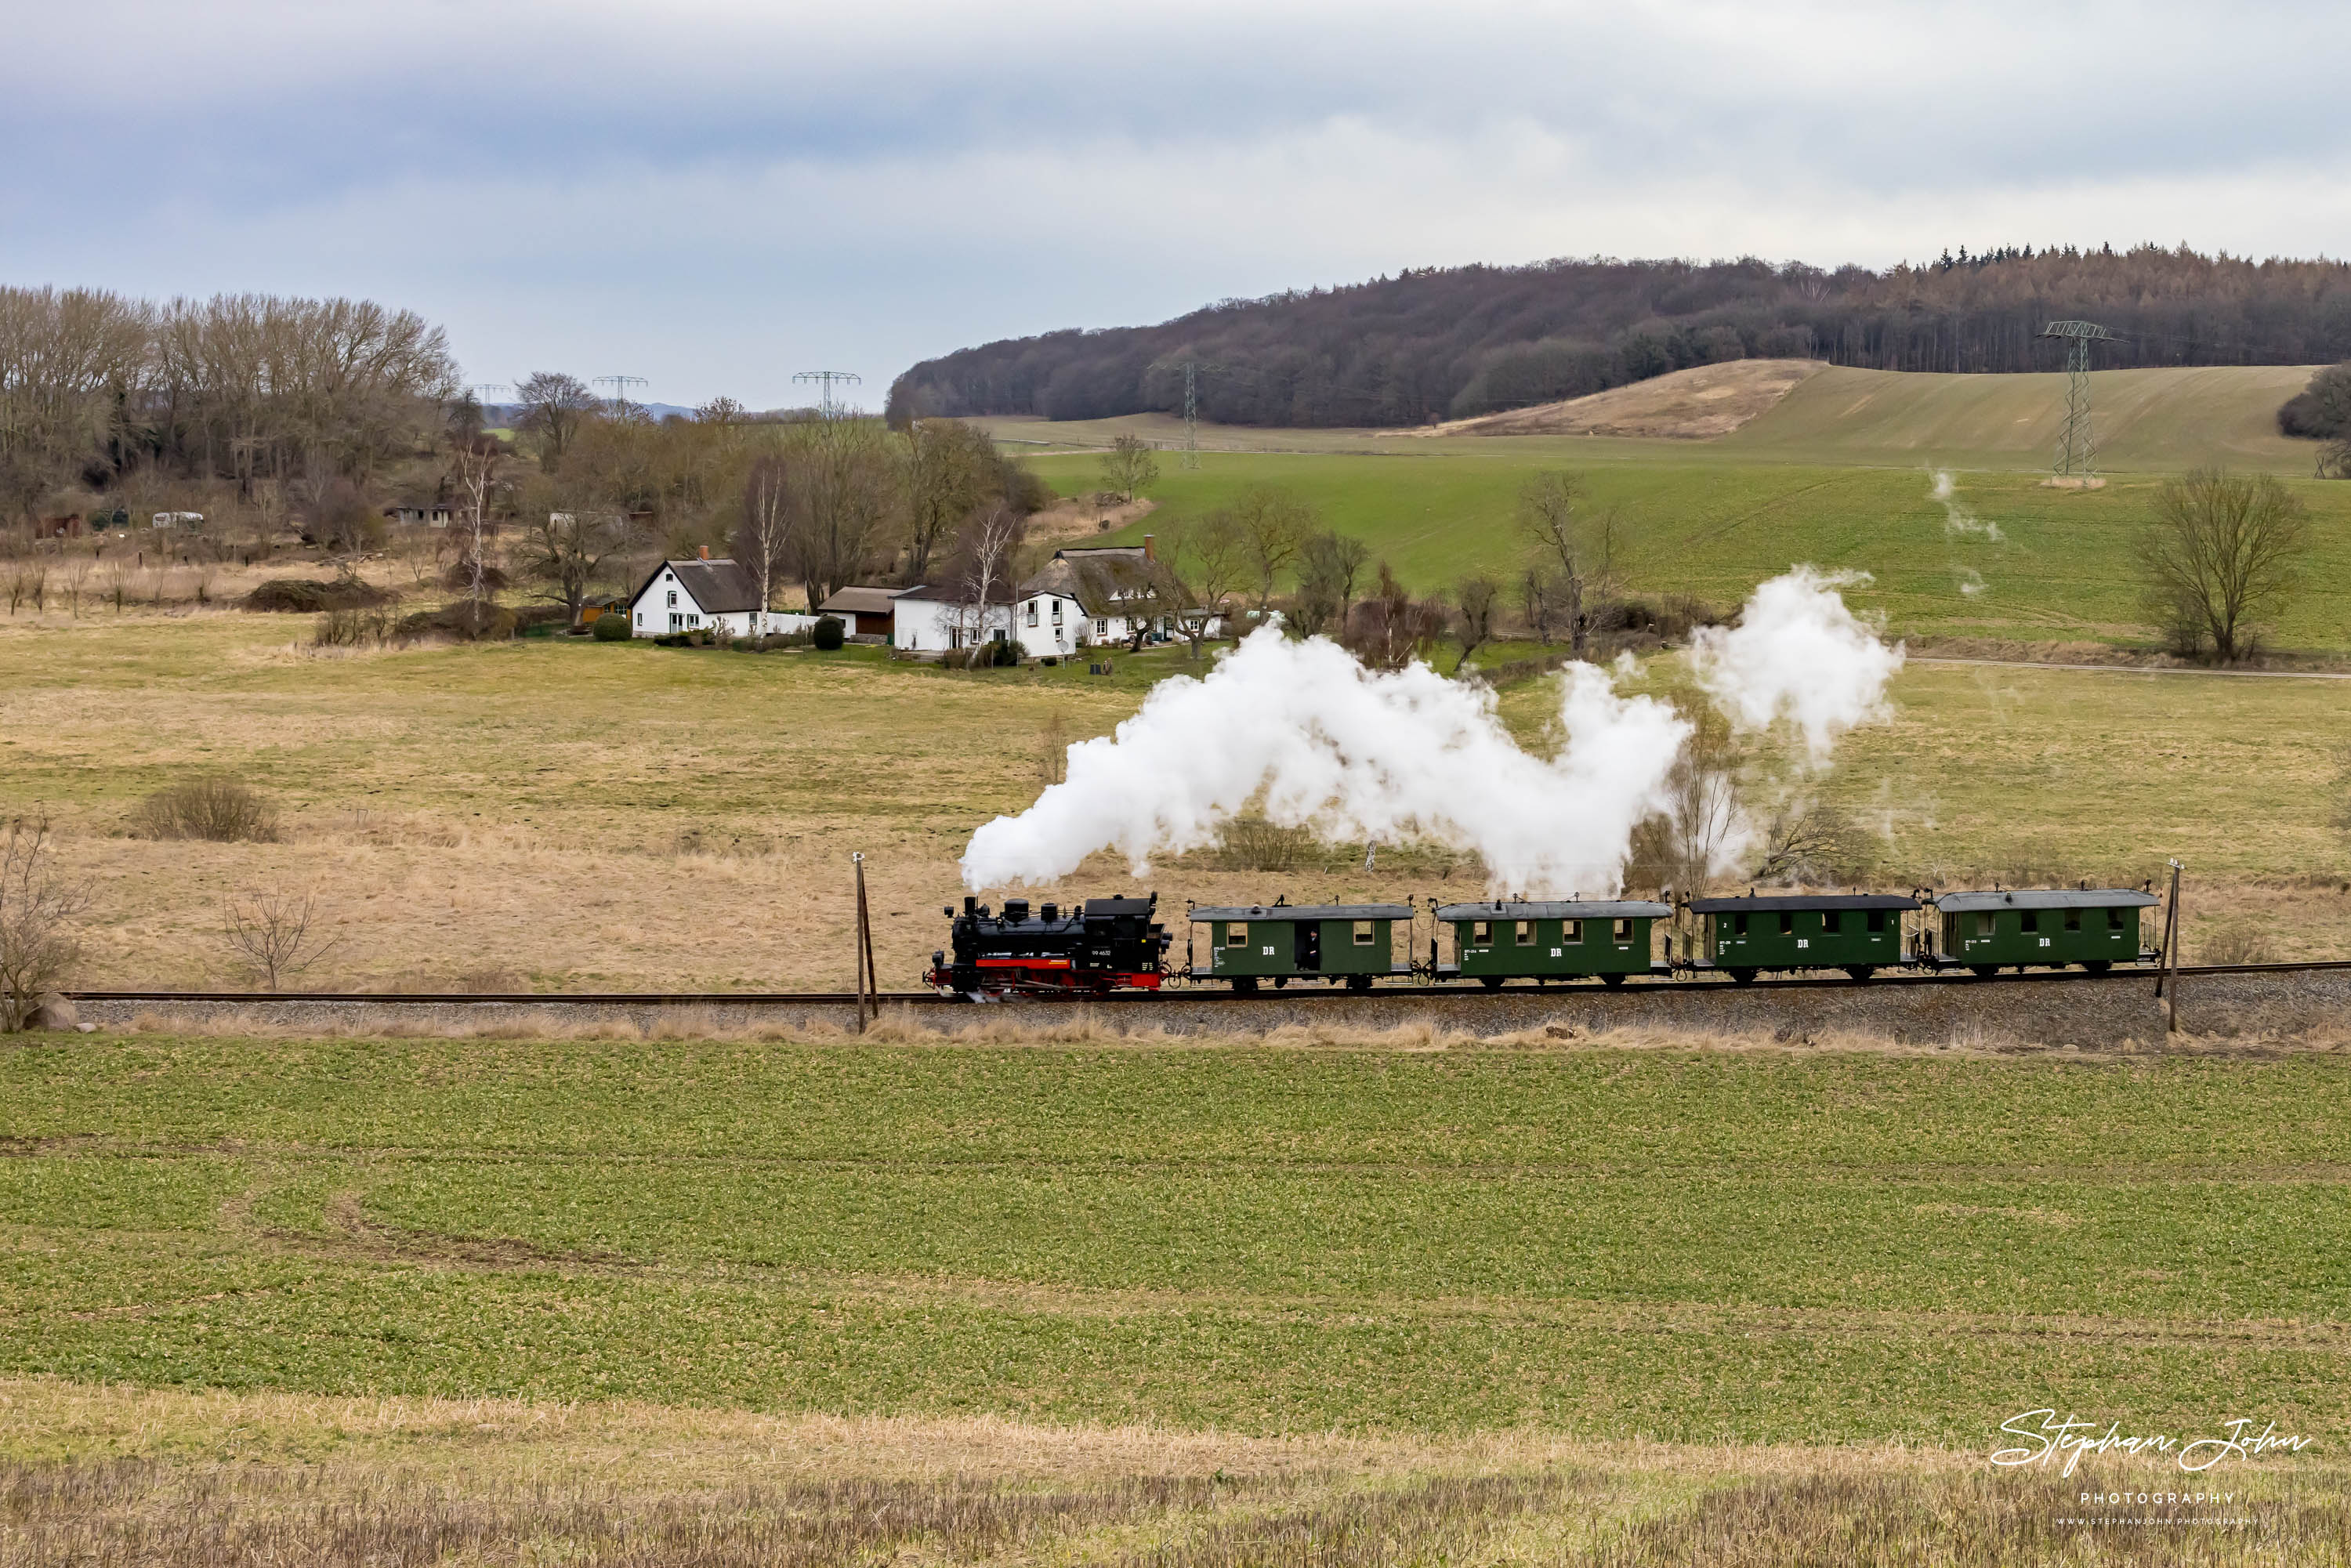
[1002,364,2351,652]
[6,1034,2347,1446]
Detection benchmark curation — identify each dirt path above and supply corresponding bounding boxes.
[1911,655,2351,681]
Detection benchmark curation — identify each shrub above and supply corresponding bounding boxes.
[729,636,758,652]
[812,615,846,650]
[396,600,517,642]
[245,577,395,614]
[592,613,632,641]
[1209,816,1322,872]
[757,630,810,650]
[136,777,281,843]
[313,606,400,647]
[1040,655,1057,667]
[992,639,1021,668]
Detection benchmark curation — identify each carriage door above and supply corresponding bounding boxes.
[1295,922,1321,971]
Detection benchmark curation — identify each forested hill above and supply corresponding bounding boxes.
[889,246,2351,429]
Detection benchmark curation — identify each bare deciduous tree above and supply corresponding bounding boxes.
[1157,511,1249,661]
[447,431,502,628]
[732,453,799,621]
[947,501,1023,657]
[1343,563,1444,671]
[520,506,625,625]
[1233,485,1315,613]
[1625,714,1743,900]
[1451,574,1502,672]
[1519,471,1620,659]
[513,371,600,473]
[900,418,1000,586]
[1098,433,1159,504]
[220,888,339,990]
[1752,798,1874,885]
[2137,467,2310,662]
[788,415,901,609]
[1290,531,1369,639]
[0,815,89,1030]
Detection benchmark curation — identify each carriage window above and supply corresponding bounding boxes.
[2063,909,2081,931]
[1733,913,1748,937]
[1976,912,1996,936]
[1778,911,1795,936]
[1472,921,1492,945]
[2109,908,2128,929]
[1353,920,1375,946]
[2020,910,2038,933]
[1823,911,1842,934]
[1867,910,1886,933]
[1514,920,1533,945]
[1225,925,1247,949]
[1563,919,1583,941]
[1612,918,1634,945]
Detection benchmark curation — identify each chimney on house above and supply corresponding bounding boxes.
[1143,534,1154,561]
[698,545,710,560]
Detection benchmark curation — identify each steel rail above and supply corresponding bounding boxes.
[64,958,2351,1009]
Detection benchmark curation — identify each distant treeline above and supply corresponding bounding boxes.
[889,245,2351,429]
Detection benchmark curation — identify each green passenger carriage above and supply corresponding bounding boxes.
[1929,889,2159,973]
[1687,893,1918,983]
[1190,903,1415,991]
[1434,900,1672,987]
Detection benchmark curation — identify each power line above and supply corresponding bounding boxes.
[793,370,862,418]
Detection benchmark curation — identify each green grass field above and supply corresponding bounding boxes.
[1003,364,2351,652]
[6,1034,2346,1449]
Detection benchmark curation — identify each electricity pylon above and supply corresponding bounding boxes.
[593,375,648,416]
[793,370,861,418]
[2038,320,2115,478]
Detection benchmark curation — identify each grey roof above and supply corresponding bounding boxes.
[1436,900,1672,921]
[1934,889,2159,912]
[818,585,907,616]
[896,581,1014,605]
[1688,893,1919,912]
[1021,550,1159,610]
[1190,904,1414,922]
[632,557,763,615]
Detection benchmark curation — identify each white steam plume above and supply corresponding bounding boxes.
[961,568,1904,894]
[961,632,1689,895]
[1689,567,1905,765]
[1930,468,2003,540]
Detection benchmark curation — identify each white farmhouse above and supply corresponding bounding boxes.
[626,550,817,638]
[892,582,1013,654]
[1016,545,1175,654]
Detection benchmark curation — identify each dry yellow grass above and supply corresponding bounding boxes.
[3,607,2347,992]
[1413,358,1831,440]
[2,1378,2339,1566]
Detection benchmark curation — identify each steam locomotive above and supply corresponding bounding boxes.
[928,893,1172,997]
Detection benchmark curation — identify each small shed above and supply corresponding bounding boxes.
[1188,903,1415,990]
[817,585,908,638]
[1931,889,2158,970]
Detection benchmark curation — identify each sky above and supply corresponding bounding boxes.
[6,0,2349,409]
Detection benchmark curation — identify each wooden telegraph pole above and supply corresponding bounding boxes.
[2154,858,2183,1035]
[852,853,879,1033]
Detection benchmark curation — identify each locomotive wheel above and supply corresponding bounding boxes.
[1600,972,1626,988]
[1346,974,1373,992]
[1845,965,1876,983]
[1230,976,1259,994]
[1727,968,1758,986]
[1479,976,1503,990]
[1273,976,1288,989]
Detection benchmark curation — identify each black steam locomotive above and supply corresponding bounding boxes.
[928,893,1172,997]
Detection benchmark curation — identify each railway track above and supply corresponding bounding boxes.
[65,957,2351,1010]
